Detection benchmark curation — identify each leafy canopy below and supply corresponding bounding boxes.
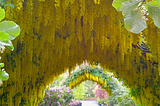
[112,0,160,34]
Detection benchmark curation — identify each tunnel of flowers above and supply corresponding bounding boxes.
[0,0,160,106]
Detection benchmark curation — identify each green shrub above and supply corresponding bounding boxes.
[73,82,86,100]
[107,84,135,106]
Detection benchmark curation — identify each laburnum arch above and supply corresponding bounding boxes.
[0,0,160,106]
[63,65,120,96]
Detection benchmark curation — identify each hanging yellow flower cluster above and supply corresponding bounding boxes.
[0,0,159,106]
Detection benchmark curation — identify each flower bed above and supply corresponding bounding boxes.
[39,85,74,106]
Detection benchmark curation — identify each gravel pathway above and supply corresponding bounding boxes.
[80,100,99,106]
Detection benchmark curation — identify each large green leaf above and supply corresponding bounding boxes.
[148,4,160,28]
[112,0,127,11]
[121,1,140,16]
[0,21,20,40]
[0,7,5,21]
[0,31,10,41]
[124,10,147,34]
[0,71,9,81]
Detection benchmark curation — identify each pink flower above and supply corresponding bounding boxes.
[73,101,77,105]
[67,89,70,93]
[95,85,108,99]
[59,89,63,93]
[71,89,73,92]
[57,102,61,106]
[67,87,70,90]
[49,101,51,104]
[57,95,60,97]
[73,94,75,96]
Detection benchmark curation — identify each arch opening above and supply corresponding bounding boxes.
[42,63,136,106]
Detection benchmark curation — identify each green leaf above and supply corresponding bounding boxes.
[148,0,160,7]
[121,1,140,16]
[148,4,160,28]
[112,0,127,11]
[0,78,2,85]
[124,10,147,34]
[144,4,149,10]
[0,40,12,46]
[0,31,10,41]
[4,3,16,8]
[0,63,4,68]
[0,0,6,7]
[0,21,20,40]
[0,71,9,81]
[7,44,14,51]
[0,40,14,51]
[0,7,5,21]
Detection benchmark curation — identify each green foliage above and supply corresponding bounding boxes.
[83,80,95,98]
[148,0,160,6]
[97,98,106,105]
[112,0,126,11]
[0,7,20,84]
[124,10,147,34]
[50,73,69,87]
[148,4,160,27]
[121,1,140,16]
[0,0,15,8]
[0,63,8,85]
[73,82,86,100]
[107,83,135,106]
[112,0,160,34]
[0,7,5,21]
[0,8,20,50]
[0,69,9,81]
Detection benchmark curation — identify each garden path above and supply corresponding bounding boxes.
[80,100,99,106]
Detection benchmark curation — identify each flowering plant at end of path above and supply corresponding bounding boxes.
[39,85,74,106]
[95,84,108,104]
